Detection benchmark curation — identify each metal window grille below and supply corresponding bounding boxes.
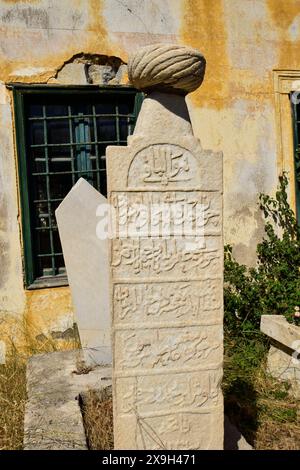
[291,98,300,222]
[13,87,142,288]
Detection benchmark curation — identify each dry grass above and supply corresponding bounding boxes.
[254,370,300,449]
[81,387,113,450]
[256,421,300,450]
[0,321,78,450]
[0,345,26,450]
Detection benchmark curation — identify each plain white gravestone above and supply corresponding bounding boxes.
[56,178,111,366]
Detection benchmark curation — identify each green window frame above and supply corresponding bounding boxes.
[291,97,300,222]
[12,85,143,289]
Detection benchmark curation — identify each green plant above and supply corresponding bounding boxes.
[224,173,300,333]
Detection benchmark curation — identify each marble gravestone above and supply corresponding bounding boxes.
[106,44,224,449]
[56,178,111,366]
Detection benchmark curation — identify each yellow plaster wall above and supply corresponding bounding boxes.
[0,0,300,351]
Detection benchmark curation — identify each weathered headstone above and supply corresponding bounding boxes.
[106,44,224,449]
[56,178,111,366]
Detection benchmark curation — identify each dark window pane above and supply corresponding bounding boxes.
[49,173,73,199]
[118,103,130,114]
[47,119,69,144]
[32,175,48,201]
[89,145,97,163]
[49,146,72,174]
[297,122,300,142]
[97,146,107,170]
[120,117,130,141]
[28,104,43,118]
[95,101,115,114]
[72,103,92,115]
[34,202,49,227]
[96,117,116,141]
[48,145,71,161]
[37,256,54,277]
[118,96,135,114]
[31,147,45,173]
[99,172,107,196]
[30,121,44,145]
[37,229,51,255]
[53,229,62,254]
[55,255,65,273]
[50,203,59,226]
[50,159,72,176]
[46,104,68,117]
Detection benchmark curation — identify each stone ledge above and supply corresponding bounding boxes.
[260,315,300,351]
[24,349,112,450]
[260,315,300,397]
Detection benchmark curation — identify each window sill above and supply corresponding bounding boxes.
[27,275,69,290]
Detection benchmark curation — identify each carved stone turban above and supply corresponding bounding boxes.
[128,44,206,95]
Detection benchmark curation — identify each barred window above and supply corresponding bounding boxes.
[292,96,300,222]
[14,87,142,288]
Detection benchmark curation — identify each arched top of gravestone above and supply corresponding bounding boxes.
[127,44,206,95]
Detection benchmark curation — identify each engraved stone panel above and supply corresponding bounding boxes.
[111,237,221,278]
[115,370,223,415]
[134,411,223,450]
[113,279,222,326]
[114,410,223,450]
[114,325,222,373]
